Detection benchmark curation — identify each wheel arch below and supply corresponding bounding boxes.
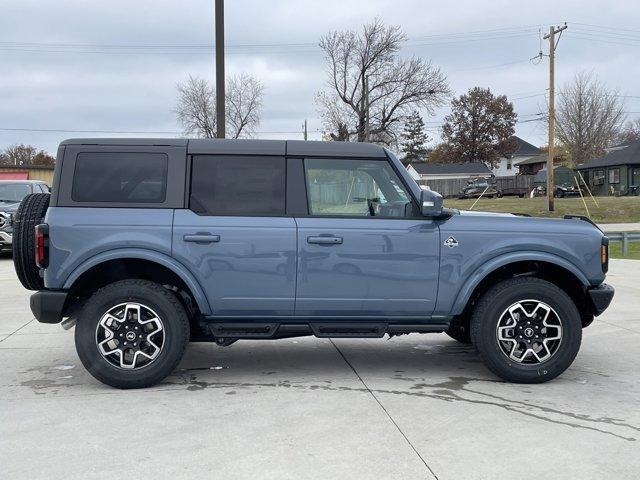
[62,249,211,316]
[451,252,590,318]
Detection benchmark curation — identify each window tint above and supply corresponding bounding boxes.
[72,152,167,203]
[304,158,412,217]
[190,155,285,215]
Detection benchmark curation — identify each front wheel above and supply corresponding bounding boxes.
[75,280,190,389]
[470,277,581,383]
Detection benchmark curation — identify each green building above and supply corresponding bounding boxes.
[575,140,640,196]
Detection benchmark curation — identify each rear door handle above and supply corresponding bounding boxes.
[183,234,220,244]
[307,236,343,245]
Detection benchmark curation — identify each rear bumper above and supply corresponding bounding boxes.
[586,283,614,316]
[30,290,67,324]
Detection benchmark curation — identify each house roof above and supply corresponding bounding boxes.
[408,162,493,176]
[512,136,543,156]
[515,154,548,166]
[576,140,640,169]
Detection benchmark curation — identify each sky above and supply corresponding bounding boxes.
[1,0,639,154]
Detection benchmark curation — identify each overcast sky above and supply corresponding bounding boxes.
[1,0,639,154]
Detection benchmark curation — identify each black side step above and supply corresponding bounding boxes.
[207,322,278,338]
[309,322,387,338]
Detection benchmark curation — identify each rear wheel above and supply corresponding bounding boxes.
[471,277,581,383]
[13,193,50,290]
[75,279,190,389]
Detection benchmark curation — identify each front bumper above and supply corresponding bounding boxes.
[586,283,615,316]
[0,231,12,250]
[30,290,67,324]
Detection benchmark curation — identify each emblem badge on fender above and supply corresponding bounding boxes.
[444,236,459,248]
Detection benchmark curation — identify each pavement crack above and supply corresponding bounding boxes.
[329,339,439,480]
[0,319,34,343]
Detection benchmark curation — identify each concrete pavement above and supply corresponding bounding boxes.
[1,256,639,479]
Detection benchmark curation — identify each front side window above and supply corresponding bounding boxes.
[608,168,620,184]
[72,152,167,203]
[190,155,285,215]
[304,158,412,217]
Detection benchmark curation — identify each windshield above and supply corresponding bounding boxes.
[0,183,31,202]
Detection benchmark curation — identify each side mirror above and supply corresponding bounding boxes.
[420,189,443,217]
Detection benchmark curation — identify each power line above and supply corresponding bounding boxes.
[0,127,307,135]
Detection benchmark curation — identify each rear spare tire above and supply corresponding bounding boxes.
[13,193,50,290]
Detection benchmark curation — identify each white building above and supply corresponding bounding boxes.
[491,136,543,177]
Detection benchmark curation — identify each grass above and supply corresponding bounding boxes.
[609,241,640,260]
[444,196,640,224]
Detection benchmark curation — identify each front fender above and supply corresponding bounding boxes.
[63,248,212,315]
[445,251,590,316]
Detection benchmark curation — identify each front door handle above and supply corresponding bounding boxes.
[307,236,343,245]
[183,234,220,244]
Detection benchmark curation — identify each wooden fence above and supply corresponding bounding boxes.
[416,175,535,197]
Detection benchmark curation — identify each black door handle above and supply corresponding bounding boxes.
[307,236,343,245]
[183,234,220,244]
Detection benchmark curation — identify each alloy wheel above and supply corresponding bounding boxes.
[496,299,563,364]
[95,302,165,369]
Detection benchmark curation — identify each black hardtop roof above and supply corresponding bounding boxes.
[60,138,387,158]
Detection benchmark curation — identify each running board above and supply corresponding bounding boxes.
[309,322,387,338]
[204,321,450,340]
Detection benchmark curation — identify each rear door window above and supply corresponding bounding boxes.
[72,152,168,203]
[189,155,286,216]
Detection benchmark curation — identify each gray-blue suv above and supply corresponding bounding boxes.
[13,138,614,388]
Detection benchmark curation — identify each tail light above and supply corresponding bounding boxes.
[35,224,49,269]
[600,237,609,273]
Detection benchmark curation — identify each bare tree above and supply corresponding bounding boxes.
[317,19,450,145]
[225,73,264,139]
[555,72,626,165]
[175,74,264,139]
[0,144,55,166]
[616,118,640,144]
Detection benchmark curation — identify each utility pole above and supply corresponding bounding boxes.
[215,0,225,139]
[543,23,567,211]
[303,119,308,140]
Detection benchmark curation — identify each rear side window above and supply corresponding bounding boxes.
[190,155,285,215]
[72,152,168,203]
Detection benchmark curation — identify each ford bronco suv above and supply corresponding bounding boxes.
[13,138,614,389]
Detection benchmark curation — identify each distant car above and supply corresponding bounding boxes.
[0,180,50,253]
[458,180,501,199]
[533,183,580,198]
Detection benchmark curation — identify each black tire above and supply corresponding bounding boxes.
[556,189,564,198]
[75,279,190,389]
[13,193,50,290]
[470,277,581,383]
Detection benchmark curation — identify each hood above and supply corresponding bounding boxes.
[457,209,514,218]
[0,200,20,212]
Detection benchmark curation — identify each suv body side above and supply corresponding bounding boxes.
[43,138,608,327]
